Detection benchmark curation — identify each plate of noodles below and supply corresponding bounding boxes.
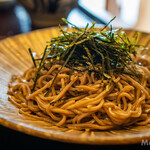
[0,18,150,145]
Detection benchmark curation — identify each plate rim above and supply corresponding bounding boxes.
[0,27,150,145]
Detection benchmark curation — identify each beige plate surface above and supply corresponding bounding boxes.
[0,27,150,145]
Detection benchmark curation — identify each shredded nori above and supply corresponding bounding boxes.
[28,17,146,95]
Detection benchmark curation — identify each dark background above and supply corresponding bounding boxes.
[0,125,149,149]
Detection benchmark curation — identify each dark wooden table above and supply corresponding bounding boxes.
[0,2,149,149]
[0,125,147,149]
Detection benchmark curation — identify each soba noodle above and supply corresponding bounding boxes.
[8,54,150,131]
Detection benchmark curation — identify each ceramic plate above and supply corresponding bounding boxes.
[0,27,150,145]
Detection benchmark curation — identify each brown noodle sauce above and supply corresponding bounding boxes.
[7,54,150,131]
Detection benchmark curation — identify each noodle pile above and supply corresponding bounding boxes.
[7,18,150,131]
[8,54,150,131]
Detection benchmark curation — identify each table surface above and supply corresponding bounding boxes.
[0,2,150,149]
[0,124,148,150]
